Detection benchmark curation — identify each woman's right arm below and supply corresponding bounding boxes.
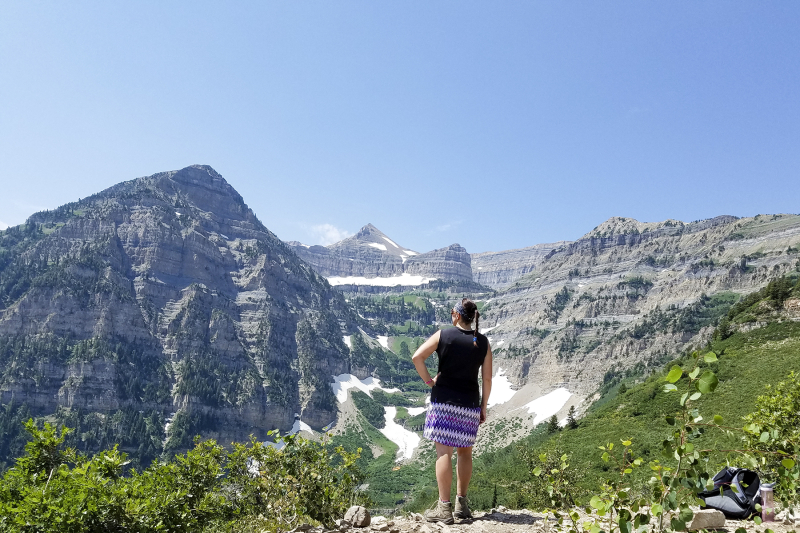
[411,330,441,388]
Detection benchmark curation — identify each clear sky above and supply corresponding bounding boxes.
[1,2,798,253]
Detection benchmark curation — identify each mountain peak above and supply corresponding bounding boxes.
[355,223,385,239]
[329,224,416,257]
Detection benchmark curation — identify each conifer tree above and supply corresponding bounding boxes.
[566,405,578,429]
[546,414,559,433]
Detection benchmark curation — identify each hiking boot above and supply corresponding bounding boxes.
[424,500,454,524]
[454,495,473,522]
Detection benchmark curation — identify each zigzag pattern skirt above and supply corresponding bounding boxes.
[423,402,481,448]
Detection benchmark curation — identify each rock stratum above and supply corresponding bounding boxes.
[0,165,371,450]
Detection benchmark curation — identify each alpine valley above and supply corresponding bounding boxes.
[2,165,800,509]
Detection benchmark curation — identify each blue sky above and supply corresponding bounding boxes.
[1,2,798,253]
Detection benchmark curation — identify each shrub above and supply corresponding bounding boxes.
[0,421,365,533]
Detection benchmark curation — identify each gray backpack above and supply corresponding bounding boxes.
[698,467,761,519]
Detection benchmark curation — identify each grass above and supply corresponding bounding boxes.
[389,334,425,353]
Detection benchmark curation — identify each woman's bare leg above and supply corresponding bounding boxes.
[456,446,473,496]
[435,443,454,501]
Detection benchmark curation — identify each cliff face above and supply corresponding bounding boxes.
[471,241,571,287]
[480,214,800,403]
[288,225,473,283]
[405,244,473,281]
[0,165,365,446]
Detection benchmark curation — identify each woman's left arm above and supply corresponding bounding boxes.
[480,344,493,424]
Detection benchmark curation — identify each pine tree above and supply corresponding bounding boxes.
[398,341,411,358]
[566,405,578,429]
[546,414,559,433]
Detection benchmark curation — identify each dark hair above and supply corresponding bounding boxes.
[460,298,480,346]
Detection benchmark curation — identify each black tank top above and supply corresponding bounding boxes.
[430,326,489,408]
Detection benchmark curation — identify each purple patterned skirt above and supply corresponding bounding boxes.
[423,402,481,448]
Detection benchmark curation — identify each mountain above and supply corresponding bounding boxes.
[288,224,473,286]
[0,165,377,462]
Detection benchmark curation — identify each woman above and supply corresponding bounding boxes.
[411,298,492,524]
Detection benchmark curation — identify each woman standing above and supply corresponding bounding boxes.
[411,298,492,524]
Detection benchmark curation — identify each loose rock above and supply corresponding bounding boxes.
[345,506,371,528]
[686,509,725,531]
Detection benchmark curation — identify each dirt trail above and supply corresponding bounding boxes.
[326,507,799,533]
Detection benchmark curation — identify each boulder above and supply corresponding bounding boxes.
[687,509,725,531]
[344,506,371,528]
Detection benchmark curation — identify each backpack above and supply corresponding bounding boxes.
[698,467,762,519]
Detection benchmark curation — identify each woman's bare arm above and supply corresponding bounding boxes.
[480,344,493,423]
[411,330,441,388]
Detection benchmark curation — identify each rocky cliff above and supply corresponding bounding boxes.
[288,224,473,284]
[471,241,571,287]
[480,214,800,406]
[0,165,371,453]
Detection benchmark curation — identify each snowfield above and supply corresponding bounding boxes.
[382,236,400,248]
[406,407,427,416]
[377,336,389,349]
[326,273,436,287]
[518,388,572,424]
[342,335,352,348]
[331,374,400,403]
[380,406,420,461]
[368,242,387,251]
[487,368,516,408]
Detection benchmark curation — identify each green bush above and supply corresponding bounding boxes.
[0,421,366,533]
[742,371,800,507]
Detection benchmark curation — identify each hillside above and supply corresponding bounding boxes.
[455,271,800,510]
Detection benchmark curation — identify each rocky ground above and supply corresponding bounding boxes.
[298,506,800,533]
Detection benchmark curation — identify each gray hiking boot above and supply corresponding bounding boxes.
[454,495,473,521]
[424,500,454,524]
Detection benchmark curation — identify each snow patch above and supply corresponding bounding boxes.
[326,273,436,287]
[403,250,419,256]
[487,368,516,408]
[331,374,400,403]
[495,340,505,346]
[482,325,498,333]
[379,406,420,461]
[382,236,400,248]
[290,418,314,434]
[368,242,387,251]
[407,407,427,416]
[343,335,352,349]
[519,388,572,425]
[377,336,389,349]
